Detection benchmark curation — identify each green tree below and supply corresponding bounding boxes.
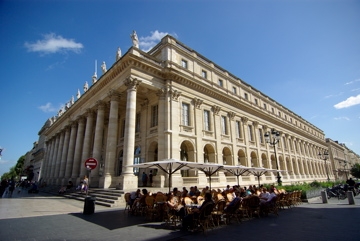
[350,163,360,179]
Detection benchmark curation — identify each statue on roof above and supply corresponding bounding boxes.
[130,30,139,48]
[92,72,97,84]
[101,61,107,74]
[116,47,122,61]
[77,89,81,99]
[84,81,89,92]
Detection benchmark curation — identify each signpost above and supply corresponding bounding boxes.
[84,158,97,196]
[84,158,98,170]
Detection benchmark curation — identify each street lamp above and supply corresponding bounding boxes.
[318,150,330,182]
[264,128,281,185]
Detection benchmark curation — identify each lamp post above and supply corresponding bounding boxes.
[264,128,281,186]
[318,150,330,182]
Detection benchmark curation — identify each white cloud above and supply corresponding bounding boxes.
[38,102,58,113]
[139,30,176,52]
[334,116,350,121]
[25,33,83,54]
[345,79,360,85]
[334,94,360,109]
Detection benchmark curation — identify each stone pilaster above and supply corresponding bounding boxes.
[92,101,106,186]
[100,90,121,188]
[64,121,77,181]
[80,109,95,179]
[59,126,70,184]
[71,116,85,182]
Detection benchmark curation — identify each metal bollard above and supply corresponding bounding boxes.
[321,190,328,203]
[347,191,355,205]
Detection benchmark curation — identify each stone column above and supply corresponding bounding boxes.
[54,131,65,184]
[59,126,70,184]
[49,133,60,184]
[71,117,85,182]
[92,101,106,186]
[43,139,53,181]
[100,90,120,188]
[64,121,77,181]
[80,109,95,180]
[120,77,141,191]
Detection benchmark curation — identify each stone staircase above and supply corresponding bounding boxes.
[40,186,126,208]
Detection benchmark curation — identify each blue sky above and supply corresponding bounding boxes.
[1,0,359,177]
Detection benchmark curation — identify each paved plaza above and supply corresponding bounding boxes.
[0,189,359,241]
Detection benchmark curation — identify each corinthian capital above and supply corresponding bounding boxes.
[125,76,142,90]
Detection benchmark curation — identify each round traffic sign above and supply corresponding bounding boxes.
[84,158,98,170]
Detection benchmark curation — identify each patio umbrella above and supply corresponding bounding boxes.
[222,164,253,186]
[186,162,224,190]
[127,158,192,193]
[247,167,269,187]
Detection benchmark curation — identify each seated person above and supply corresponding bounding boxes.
[259,187,270,204]
[181,192,214,231]
[130,189,141,208]
[66,181,74,190]
[224,191,241,213]
[167,195,185,219]
[189,186,196,197]
[132,189,148,211]
[172,187,181,197]
[260,188,277,206]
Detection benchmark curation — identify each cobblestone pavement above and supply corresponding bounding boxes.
[0,189,359,241]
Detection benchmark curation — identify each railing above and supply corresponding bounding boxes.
[182,177,199,184]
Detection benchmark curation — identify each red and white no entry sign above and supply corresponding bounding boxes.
[84,158,98,170]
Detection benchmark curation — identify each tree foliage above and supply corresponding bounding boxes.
[350,163,360,179]
[1,155,25,180]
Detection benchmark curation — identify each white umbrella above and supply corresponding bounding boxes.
[127,158,192,193]
[222,164,253,186]
[186,162,224,190]
[247,167,269,187]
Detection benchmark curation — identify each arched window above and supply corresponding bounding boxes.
[133,146,141,176]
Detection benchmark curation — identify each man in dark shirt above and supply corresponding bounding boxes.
[181,192,214,231]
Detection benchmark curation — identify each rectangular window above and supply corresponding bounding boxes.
[201,70,207,79]
[181,59,188,69]
[151,105,158,127]
[278,111,281,117]
[218,79,223,87]
[272,108,274,113]
[244,93,248,100]
[254,99,258,105]
[235,121,242,138]
[182,103,190,126]
[204,110,210,131]
[259,129,264,144]
[232,86,237,94]
[263,103,267,110]
[135,113,140,132]
[221,116,227,135]
[283,137,287,149]
[248,125,253,141]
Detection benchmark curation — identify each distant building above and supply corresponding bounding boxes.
[37,34,359,190]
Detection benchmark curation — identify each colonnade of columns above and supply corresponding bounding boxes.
[41,77,141,189]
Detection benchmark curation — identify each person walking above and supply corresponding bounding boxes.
[149,170,153,187]
[142,172,148,187]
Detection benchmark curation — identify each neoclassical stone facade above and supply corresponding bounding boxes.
[38,35,359,191]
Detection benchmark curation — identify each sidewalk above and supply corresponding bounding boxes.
[1,190,359,241]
